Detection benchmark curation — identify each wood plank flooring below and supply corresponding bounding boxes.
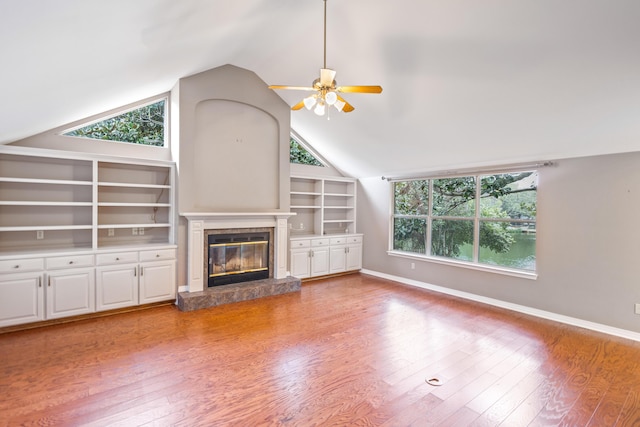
[1,273,640,426]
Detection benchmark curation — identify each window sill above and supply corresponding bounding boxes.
[387,250,538,280]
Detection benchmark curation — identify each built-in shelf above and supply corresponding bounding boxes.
[289,175,356,236]
[0,146,175,254]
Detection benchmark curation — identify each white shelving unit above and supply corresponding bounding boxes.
[0,146,177,328]
[97,161,173,248]
[289,175,356,236]
[289,175,362,279]
[0,153,94,253]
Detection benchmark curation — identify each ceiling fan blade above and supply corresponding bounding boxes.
[291,100,305,110]
[320,68,337,86]
[337,85,383,94]
[337,95,355,113]
[268,85,316,91]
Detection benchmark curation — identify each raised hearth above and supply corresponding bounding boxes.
[177,276,301,311]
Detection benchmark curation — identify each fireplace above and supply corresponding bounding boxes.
[207,231,270,287]
[182,212,294,293]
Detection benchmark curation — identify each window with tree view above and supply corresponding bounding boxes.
[393,171,537,271]
[63,99,166,146]
[290,137,324,166]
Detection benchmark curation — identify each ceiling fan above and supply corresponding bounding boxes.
[268,0,382,117]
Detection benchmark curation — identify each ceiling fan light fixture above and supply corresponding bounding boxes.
[324,91,338,105]
[314,100,326,116]
[267,0,381,116]
[303,95,317,110]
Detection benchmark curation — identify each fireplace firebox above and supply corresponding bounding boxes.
[207,231,270,287]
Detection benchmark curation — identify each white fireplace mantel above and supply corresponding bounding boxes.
[181,212,296,292]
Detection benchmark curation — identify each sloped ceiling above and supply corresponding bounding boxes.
[1,0,639,178]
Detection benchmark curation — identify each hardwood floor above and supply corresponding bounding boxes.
[1,273,640,426]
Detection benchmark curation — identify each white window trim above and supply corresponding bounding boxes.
[387,249,538,280]
[290,130,328,167]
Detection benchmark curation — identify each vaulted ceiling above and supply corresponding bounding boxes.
[2,0,639,177]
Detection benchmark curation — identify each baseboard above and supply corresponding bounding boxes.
[361,269,640,343]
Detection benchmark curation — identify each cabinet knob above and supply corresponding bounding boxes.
[68,261,74,264]
[116,257,120,261]
[156,254,160,258]
[14,265,19,269]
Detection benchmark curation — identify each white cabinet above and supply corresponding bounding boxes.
[289,237,330,279]
[0,271,44,327]
[139,260,176,304]
[290,240,311,278]
[309,238,330,277]
[329,235,363,274]
[96,248,176,311]
[290,235,361,279]
[46,268,95,319]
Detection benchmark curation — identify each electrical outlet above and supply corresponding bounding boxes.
[139,227,144,235]
[635,303,640,315]
[132,228,138,236]
[36,230,44,240]
[108,228,115,237]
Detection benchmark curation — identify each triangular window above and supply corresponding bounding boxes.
[63,99,166,146]
[290,135,324,167]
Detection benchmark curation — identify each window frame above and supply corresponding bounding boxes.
[388,170,538,280]
[289,130,327,167]
[61,97,168,147]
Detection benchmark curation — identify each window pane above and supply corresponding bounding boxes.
[64,100,165,146]
[431,219,474,261]
[479,221,536,270]
[394,180,429,215]
[432,177,476,217]
[290,138,324,166]
[393,217,426,254]
[480,172,537,220]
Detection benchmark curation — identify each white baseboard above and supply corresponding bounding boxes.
[361,269,640,343]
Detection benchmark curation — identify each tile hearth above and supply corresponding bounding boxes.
[177,277,301,312]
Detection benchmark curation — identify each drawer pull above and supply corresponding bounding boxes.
[68,261,74,265]
[14,265,19,269]
[38,277,42,288]
[116,257,120,261]
[156,254,160,258]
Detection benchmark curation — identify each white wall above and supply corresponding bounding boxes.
[357,151,640,333]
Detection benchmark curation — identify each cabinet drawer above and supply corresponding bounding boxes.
[346,235,363,244]
[290,239,310,249]
[96,252,138,265]
[139,249,176,262]
[311,238,330,247]
[46,254,94,270]
[0,258,44,274]
[330,237,346,245]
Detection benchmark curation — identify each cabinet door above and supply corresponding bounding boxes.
[139,261,176,304]
[46,268,95,319]
[346,244,362,271]
[311,247,330,277]
[329,246,347,274]
[0,272,44,327]
[290,249,310,279]
[96,264,138,311]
